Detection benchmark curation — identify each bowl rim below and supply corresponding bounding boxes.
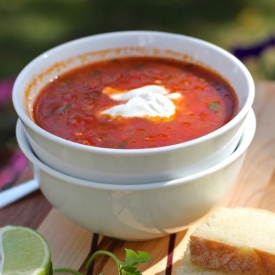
[12,30,255,156]
[16,108,256,191]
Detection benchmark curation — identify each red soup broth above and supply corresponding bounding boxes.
[33,56,238,149]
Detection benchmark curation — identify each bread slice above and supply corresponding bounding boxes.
[189,207,275,275]
[177,249,233,275]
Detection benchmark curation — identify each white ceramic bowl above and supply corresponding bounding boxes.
[16,109,256,241]
[12,31,255,184]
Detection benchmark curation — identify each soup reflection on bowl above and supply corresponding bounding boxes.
[16,109,256,241]
[12,31,255,184]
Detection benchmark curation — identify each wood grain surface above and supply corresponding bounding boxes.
[1,80,275,275]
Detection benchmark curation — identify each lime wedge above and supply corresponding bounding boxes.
[0,225,51,275]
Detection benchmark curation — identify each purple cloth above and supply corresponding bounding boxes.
[0,77,16,107]
[0,76,28,191]
[232,36,275,60]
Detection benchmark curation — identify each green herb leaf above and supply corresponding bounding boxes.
[208,101,220,111]
[121,265,142,275]
[91,70,102,76]
[121,249,152,267]
[54,248,152,275]
[117,141,128,148]
[84,248,152,275]
[135,63,144,68]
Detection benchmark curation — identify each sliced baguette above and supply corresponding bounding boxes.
[189,207,275,275]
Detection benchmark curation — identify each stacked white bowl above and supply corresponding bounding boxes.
[13,31,255,241]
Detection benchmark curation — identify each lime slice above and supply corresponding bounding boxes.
[0,225,51,275]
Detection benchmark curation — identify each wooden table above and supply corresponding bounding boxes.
[1,80,275,275]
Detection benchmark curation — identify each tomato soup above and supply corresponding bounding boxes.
[33,57,238,149]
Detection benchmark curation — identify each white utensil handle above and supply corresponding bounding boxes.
[0,179,39,209]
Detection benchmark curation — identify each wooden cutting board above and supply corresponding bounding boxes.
[35,80,275,275]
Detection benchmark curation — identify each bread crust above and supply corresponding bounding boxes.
[190,235,275,275]
[255,249,275,275]
[177,249,234,275]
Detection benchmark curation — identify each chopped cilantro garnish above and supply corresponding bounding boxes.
[208,101,220,111]
[135,63,144,68]
[91,70,102,76]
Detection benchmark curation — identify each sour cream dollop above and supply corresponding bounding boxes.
[101,85,181,118]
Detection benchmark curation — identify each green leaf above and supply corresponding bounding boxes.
[121,266,142,275]
[85,248,152,275]
[91,70,102,76]
[208,101,220,111]
[121,249,152,267]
